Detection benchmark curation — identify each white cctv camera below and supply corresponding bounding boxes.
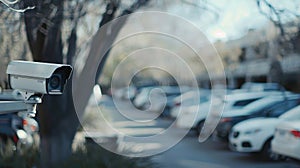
[7,61,72,98]
[3,60,72,117]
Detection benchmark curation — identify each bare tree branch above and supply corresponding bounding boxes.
[181,0,219,21]
[256,0,285,36]
[0,0,35,12]
[121,0,149,15]
[256,0,300,38]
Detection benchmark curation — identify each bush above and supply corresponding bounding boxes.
[0,140,158,168]
[0,141,40,168]
[57,143,158,168]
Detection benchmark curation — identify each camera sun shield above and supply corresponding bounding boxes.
[7,61,72,95]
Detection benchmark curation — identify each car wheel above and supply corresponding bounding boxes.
[0,137,6,156]
[142,102,150,110]
[278,155,288,161]
[196,121,205,136]
[161,106,171,118]
[261,139,280,161]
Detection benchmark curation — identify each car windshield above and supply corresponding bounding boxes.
[242,97,281,112]
[222,94,264,110]
[280,105,300,120]
[223,99,255,110]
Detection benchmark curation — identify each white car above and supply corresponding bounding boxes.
[146,86,191,114]
[272,119,300,160]
[229,105,300,160]
[112,86,136,100]
[170,89,210,118]
[133,86,190,113]
[176,92,274,135]
[240,82,285,92]
[133,87,154,109]
[122,86,137,100]
[216,94,299,141]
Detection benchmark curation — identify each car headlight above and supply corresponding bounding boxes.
[244,128,261,135]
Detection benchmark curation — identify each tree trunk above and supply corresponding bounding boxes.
[73,12,129,118]
[23,1,80,167]
[22,0,150,167]
[268,60,283,84]
[39,130,73,165]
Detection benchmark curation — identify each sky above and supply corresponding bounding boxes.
[168,0,300,42]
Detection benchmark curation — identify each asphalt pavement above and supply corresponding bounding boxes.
[94,97,300,168]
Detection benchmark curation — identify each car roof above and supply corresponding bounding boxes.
[222,94,300,117]
[224,91,284,101]
[241,82,284,91]
[244,94,300,110]
[173,89,211,101]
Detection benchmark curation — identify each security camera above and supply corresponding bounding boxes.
[2,61,72,117]
[7,60,73,97]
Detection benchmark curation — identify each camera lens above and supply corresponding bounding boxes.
[49,75,60,89]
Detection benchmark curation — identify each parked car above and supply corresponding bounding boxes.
[142,88,167,113]
[216,94,300,141]
[229,104,300,160]
[112,86,137,100]
[240,82,285,92]
[230,82,286,94]
[133,86,155,109]
[145,86,191,115]
[272,120,300,160]
[176,91,275,135]
[133,86,190,113]
[170,89,211,118]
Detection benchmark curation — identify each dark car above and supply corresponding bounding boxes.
[215,94,300,141]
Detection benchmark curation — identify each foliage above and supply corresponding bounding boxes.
[0,140,40,168]
[58,143,158,168]
[0,141,158,168]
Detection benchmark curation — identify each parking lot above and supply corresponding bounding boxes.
[97,97,300,168]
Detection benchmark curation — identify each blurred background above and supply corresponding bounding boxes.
[1,0,300,168]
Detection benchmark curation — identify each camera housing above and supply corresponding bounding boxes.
[7,61,72,95]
